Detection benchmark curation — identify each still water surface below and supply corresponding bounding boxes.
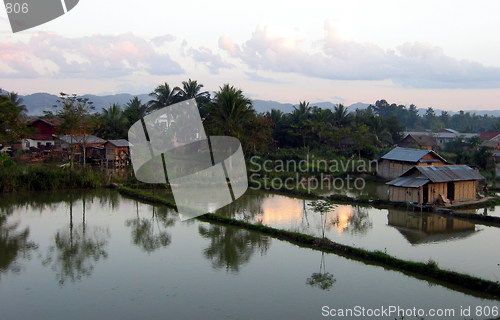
[213,191,500,281]
[0,190,498,320]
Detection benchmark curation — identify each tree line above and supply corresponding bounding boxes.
[1,83,499,160]
[369,99,500,132]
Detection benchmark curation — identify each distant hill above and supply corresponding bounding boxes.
[1,90,499,117]
[10,92,150,115]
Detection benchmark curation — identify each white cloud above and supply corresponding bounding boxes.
[188,46,234,74]
[0,32,184,78]
[219,23,500,89]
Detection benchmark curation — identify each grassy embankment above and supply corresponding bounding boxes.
[0,165,106,192]
[117,186,500,301]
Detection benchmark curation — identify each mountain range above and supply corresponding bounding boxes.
[1,89,499,117]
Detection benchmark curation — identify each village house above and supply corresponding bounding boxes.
[386,165,484,205]
[22,118,61,150]
[398,129,479,151]
[378,147,448,179]
[104,139,131,167]
[481,133,500,152]
[54,134,106,162]
[397,133,436,150]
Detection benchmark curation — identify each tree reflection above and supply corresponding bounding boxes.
[215,191,267,221]
[198,224,271,273]
[45,197,110,285]
[343,207,372,235]
[125,202,176,253]
[306,252,336,291]
[0,215,37,279]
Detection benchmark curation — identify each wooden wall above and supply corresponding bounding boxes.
[453,181,477,201]
[105,145,129,161]
[378,160,415,179]
[390,180,478,204]
[388,186,420,203]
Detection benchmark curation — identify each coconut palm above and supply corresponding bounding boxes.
[123,96,148,125]
[147,82,180,113]
[7,92,27,115]
[290,101,312,124]
[177,79,210,102]
[209,84,255,138]
[333,103,352,127]
[177,79,211,118]
[98,103,127,139]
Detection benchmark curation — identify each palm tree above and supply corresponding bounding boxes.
[333,103,352,127]
[147,82,180,113]
[209,84,255,138]
[7,92,27,116]
[177,79,211,118]
[177,79,210,102]
[290,101,312,124]
[123,96,148,125]
[99,103,127,139]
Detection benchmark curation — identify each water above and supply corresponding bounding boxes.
[0,190,498,320]
[209,191,500,282]
[457,206,500,218]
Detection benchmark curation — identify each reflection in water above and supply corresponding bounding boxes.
[198,224,271,273]
[125,202,176,253]
[257,197,303,224]
[326,205,352,233]
[0,189,121,214]
[44,197,110,285]
[306,252,336,291]
[0,215,38,279]
[387,209,476,245]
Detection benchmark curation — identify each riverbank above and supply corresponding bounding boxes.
[116,186,500,300]
[0,165,109,192]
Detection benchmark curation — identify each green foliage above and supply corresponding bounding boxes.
[94,103,128,139]
[122,96,148,126]
[147,82,180,112]
[53,93,95,135]
[0,153,15,168]
[0,166,105,192]
[0,95,29,145]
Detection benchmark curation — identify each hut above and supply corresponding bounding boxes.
[54,134,106,162]
[22,118,61,150]
[378,147,448,179]
[104,139,130,167]
[386,165,484,205]
[397,133,436,150]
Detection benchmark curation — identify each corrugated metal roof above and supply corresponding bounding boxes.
[414,165,484,183]
[386,176,429,188]
[57,135,106,144]
[381,147,434,162]
[106,139,130,147]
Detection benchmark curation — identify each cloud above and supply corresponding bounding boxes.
[151,34,176,46]
[219,23,500,88]
[245,71,282,83]
[0,32,184,78]
[330,96,346,103]
[188,46,233,74]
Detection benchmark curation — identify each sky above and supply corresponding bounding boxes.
[1,0,500,111]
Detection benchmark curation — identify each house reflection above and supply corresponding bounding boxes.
[387,209,476,245]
